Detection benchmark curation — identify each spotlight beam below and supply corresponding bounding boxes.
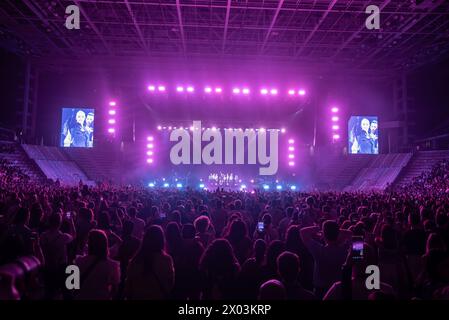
[222,0,232,53]
[260,0,285,54]
[296,0,337,57]
[124,0,150,54]
[175,0,186,54]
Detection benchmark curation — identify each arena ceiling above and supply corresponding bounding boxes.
[1,0,449,73]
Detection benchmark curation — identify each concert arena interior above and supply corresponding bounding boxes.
[1,0,449,303]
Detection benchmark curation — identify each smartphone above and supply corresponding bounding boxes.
[352,236,364,261]
[257,222,264,232]
[65,212,71,219]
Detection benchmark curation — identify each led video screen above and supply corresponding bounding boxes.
[60,108,95,148]
[348,116,378,154]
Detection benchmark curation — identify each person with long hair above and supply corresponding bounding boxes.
[74,229,120,300]
[125,225,175,299]
[199,239,240,299]
[225,218,252,265]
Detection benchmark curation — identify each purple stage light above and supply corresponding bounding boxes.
[148,85,155,92]
[333,134,340,140]
[331,107,339,113]
[157,126,162,130]
[215,87,222,93]
[176,86,184,92]
[147,136,154,141]
[204,87,212,93]
[186,86,194,93]
[108,119,116,124]
[232,88,241,94]
[288,146,295,151]
[147,150,153,156]
[288,90,295,95]
[242,88,250,95]
[270,89,278,95]
[147,158,153,164]
[168,126,172,130]
[147,143,154,149]
[108,128,115,134]
[289,154,295,159]
[109,101,116,107]
[332,125,339,130]
[288,139,294,144]
[298,89,306,96]
[288,161,295,166]
[259,128,265,132]
[331,116,339,122]
[158,85,166,92]
[260,88,268,95]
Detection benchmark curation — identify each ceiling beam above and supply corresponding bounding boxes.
[124,0,150,55]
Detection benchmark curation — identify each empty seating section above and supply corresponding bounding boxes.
[345,153,412,191]
[22,144,93,186]
[63,147,118,183]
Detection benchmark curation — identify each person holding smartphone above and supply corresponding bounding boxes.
[253,213,279,243]
[323,241,395,300]
[300,220,353,298]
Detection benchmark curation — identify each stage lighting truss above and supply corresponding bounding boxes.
[147,84,306,98]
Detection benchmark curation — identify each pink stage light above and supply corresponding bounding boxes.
[204,87,212,93]
[288,139,294,144]
[147,143,154,149]
[176,86,184,92]
[298,89,306,96]
[332,125,339,130]
[147,136,154,141]
[147,159,153,164]
[259,128,265,132]
[215,87,222,93]
[242,88,250,95]
[108,119,116,124]
[260,89,268,95]
[108,128,115,134]
[168,126,172,130]
[270,89,278,95]
[288,90,295,95]
[288,146,295,151]
[147,151,153,156]
[333,134,340,140]
[288,154,295,159]
[148,85,155,91]
[232,88,241,94]
[332,116,339,122]
[108,110,116,115]
[157,126,162,130]
[109,101,116,107]
[281,128,286,133]
[288,161,295,166]
[157,85,166,92]
[331,107,339,113]
[186,86,194,92]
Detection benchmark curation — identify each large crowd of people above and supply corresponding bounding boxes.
[0,156,448,300]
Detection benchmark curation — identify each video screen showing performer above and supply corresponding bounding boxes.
[348,116,378,154]
[60,108,95,148]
